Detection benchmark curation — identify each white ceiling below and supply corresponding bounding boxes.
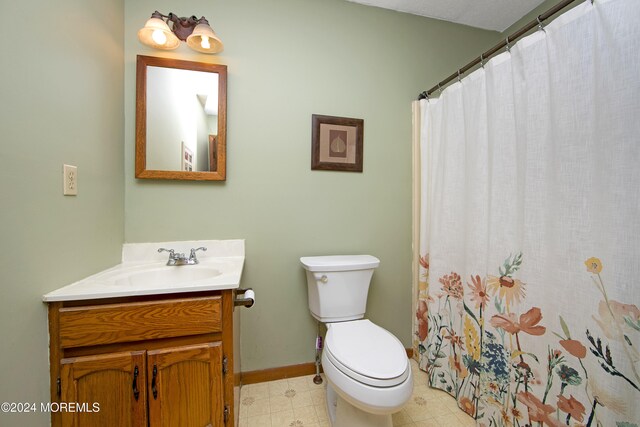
[345,0,547,32]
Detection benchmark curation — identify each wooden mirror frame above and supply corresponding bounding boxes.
[135,55,227,181]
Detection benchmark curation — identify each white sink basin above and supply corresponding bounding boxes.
[115,266,222,288]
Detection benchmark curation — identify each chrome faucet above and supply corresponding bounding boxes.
[158,247,207,266]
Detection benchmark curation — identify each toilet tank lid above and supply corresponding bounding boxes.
[300,255,380,272]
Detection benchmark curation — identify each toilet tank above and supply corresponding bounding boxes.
[300,255,380,323]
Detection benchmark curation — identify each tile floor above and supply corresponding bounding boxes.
[238,359,475,427]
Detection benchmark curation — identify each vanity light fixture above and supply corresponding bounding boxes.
[138,11,223,54]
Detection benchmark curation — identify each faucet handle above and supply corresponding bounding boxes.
[190,247,207,259]
[158,248,176,258]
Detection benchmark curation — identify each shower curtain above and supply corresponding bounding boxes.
[413,1,640,426]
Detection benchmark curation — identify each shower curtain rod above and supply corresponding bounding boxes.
[417,0,583,100]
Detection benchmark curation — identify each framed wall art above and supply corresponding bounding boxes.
[311,114,364,172]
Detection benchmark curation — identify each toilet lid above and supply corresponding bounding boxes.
[325,320,409,387]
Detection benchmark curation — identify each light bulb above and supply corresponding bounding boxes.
[152,29,167,46]
[200,36,211,50]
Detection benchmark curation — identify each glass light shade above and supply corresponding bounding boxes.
[138,17,180,50]
[186,23,224,54]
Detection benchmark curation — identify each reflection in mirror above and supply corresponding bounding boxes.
[136,55,227,180]
[147,67,218,172]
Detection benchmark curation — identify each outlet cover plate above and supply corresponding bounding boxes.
[63,164,78,196]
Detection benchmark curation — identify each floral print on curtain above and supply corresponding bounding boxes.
[416,254,639,426]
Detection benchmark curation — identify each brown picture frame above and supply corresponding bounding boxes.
[311,114,364,172]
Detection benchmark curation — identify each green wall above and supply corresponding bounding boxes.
[0,0,124,424]
[124,0,498,371]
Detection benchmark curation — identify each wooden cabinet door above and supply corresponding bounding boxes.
[148,342,224,427]
[60,351,147,427]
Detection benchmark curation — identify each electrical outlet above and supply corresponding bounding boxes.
[63,164,78,196]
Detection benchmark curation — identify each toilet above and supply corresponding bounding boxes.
[300,255,413,427]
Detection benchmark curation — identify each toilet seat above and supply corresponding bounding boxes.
[325,320,409,388]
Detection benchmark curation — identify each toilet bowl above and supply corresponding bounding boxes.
[300,255,414,427]
[323,320,413,426]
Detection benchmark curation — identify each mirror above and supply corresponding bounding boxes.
[136,55,227,180]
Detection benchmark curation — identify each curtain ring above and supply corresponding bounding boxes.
[437,83,442,94]
[457,69,462,83]
[505,36,511,52]
[537,16,546,32]
[480,53,485,68]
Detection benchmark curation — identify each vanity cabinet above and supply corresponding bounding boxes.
[47,290,236,427]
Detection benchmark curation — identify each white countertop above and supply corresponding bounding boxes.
[43,240,245,302]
